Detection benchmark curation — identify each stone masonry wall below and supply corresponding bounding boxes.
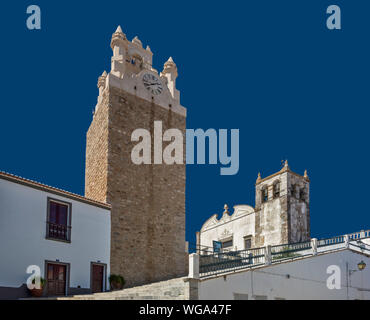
[85,91,110,203]
[85,86,186,288]
[254,170,310,247]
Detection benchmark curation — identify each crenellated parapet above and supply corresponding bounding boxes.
[94,26,185,116]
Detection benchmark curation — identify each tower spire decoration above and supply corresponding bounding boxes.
[304,169,309,179]
[132,36,142,47]
[110,26,127,79]
[256,172,262,184]
[161,57,179,101]
[98,70,107,88]
[111,25,127,48]
[223,204,229,215]
[96,71,108,105]
[280,160,289,172]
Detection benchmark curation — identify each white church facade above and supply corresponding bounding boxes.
[197,161,310,253]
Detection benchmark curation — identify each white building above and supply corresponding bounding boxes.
[0,171,111,299]
[191,162,370,300]
[197,161,310,253]
[189,231,370,300]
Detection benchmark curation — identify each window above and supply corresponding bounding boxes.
[273,181,280,198]
[262,187,268,203]
[244,237,252,249]
[222,240,233,249]
[130,55,143,69]
[300,188,305,201]
[46,199,71,242]
[291,184,296,198]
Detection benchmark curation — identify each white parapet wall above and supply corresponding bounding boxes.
[197,249,370,300]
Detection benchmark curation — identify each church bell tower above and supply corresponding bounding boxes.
[254,161,310,247]
[85,26,187,287]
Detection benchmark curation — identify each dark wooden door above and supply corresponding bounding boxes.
[47,264,66,296]
[91,264,104,293]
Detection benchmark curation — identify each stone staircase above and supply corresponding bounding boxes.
[58,277,198,300]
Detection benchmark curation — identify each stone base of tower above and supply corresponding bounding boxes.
[106,87,187,288]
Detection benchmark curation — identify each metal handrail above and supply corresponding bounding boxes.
[199,247,266,277]
[198,229,370,278]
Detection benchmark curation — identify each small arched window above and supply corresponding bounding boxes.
[300,188,305,201]
[291,184,296,198]
[273,181,280,198]
[261,186,268,203]
[130,55,143,69]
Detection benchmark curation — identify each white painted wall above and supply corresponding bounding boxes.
[199,205,255,252]
[0,178,111,293]
[198,250,370,300]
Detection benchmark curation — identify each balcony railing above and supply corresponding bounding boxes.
[197,229,370,278]
[199,247,266,277]
[271,241,311,262]
[47,222,71,242]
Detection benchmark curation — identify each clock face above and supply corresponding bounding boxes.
[142,73,163,95]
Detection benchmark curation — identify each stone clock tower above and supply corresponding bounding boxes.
[85,26,187,287]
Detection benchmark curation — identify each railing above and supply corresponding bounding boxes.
[317,235,345,248]
[348,230,370,240]
[199,247,265,277]
[271,241,311,262]
[349,241,370,254]
[47,222,71,242]
[197,229,370,278]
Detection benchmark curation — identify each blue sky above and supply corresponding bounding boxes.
[1,1,369,243]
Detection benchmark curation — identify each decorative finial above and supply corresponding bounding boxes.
[164,56,176,67]
[111,25,126,49]
[98,70,107,88]
[132,36,142,47]
[256,172,262,183]
[280,160,289,172]
[304,170,309,179]
[223,204,229,214]
[146,45,152,52]
[162,57,178,77]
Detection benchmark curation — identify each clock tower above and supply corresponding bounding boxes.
[85,26,187,287]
